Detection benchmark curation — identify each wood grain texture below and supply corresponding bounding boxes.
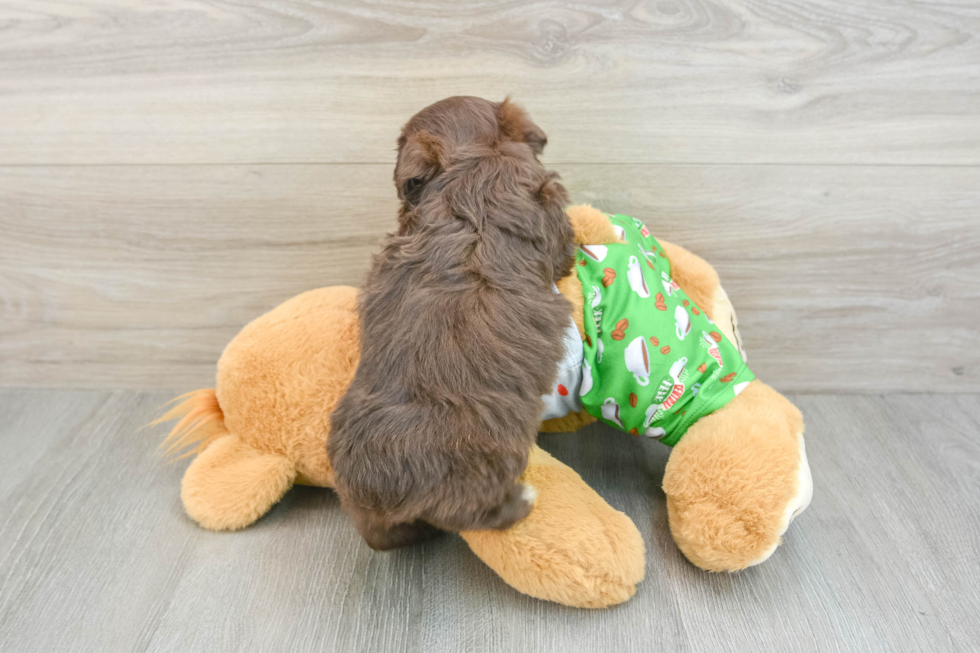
[1,164,977,392]
[1,390,978,651]
[0,0,979,165]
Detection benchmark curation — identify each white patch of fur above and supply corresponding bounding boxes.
[521,484,538,505]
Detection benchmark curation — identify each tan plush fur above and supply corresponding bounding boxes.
[215,285,361,488]
[662,381,803,571]
[462,446,645,608]
[182,434,296,531]
[565,204,624,245]
[155,388,226,458]
[157,204,806,606]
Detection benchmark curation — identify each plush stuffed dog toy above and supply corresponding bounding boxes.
[157,205,812,609]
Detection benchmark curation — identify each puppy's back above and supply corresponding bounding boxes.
[329,219,569,531]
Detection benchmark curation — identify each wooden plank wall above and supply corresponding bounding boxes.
[1,0,978,391]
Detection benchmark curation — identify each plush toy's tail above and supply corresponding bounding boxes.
[151,388,228,459]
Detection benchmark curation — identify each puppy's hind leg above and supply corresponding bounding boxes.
[348,506,443,551]
[473,484,537,531]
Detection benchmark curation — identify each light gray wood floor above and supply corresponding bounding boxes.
[1,390,977,652]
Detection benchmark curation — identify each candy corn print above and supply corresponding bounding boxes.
[577,214,755,446]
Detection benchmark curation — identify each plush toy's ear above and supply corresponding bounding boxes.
[565,204,623,246]
[394,130,445,208]
[498,98,547,155]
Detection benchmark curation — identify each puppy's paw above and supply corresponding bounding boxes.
[489,483,535,529]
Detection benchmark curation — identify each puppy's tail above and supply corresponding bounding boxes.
[151,388,227,459]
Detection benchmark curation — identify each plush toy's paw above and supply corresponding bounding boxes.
[181,435,297,531]
[462,446,645,609]
[663,381,809,571]
[748,434,812,566]
[540,409,597,433]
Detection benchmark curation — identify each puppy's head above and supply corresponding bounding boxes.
[394,96,573,282]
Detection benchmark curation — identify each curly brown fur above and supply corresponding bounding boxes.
[328,97,575,550]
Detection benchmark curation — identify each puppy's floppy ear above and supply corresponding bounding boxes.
[537,171,568,208]
[535,172,575,283]
[498,98,547,155]
[394,130,445,207]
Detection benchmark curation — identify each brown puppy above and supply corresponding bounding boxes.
[328,97,575,550]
